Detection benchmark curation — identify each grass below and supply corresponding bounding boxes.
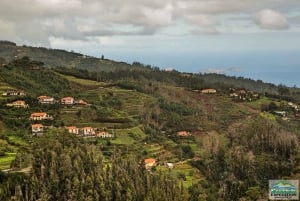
[260,112,276,121]
[8,135,27,146]
[245,96,278,110]
[111,126,146,145]
[157,162,203,188]
[0,153,16,170]
[57,73,106,86]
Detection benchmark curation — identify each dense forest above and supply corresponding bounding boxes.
[0,46,300,200]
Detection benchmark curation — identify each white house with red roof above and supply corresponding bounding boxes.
[6,100,28,108]
[61,97,74,105]
[65,126,79,135]
[38,96,55,104]
[30,112,53,120]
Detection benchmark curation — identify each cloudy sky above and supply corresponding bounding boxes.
[1,0,300,84]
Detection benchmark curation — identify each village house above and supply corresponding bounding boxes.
[201,89,217,94]
[144,158,157,170]
[96,131,114,138]
[61,97,74,105]
[288,102,299,111]
[30,112,53,121]
[2,90,25,96]
[31,124,44,135]
[80,127,96,136]
[177,131,192,137]
[6,100,28,108]
[65,126,79,135]
[165,163,174,169]
[38,96,55,104]
[75,99,89,106]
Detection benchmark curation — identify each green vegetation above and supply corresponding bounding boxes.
[0,48,300,200]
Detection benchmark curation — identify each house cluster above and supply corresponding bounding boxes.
[65,126,114,138]
[229,89,259,101]
[31,124,114,138]
[38,95,89,106]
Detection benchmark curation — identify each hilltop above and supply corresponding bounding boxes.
[0,43,300,200]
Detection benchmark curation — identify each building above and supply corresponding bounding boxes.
[144,158,156,170]
[65,126,79,135]
[61,97,74,105]
[96,131,114,138]
[2,90,25,96]
[38,96,55,104]
[201,89,217,94]
[177,131,192,137]
[32,124,44,135]
[30,112,53,121]
[80,127,95,136]
[6,100,28,108]
[75,99,88,106]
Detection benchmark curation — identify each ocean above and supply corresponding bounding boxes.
[226,71,300,87]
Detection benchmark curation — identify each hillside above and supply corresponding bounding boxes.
[0,51,300,200]
[0,41,135,71]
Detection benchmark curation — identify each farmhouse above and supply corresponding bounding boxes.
[177,131,192,137]
[30,112,53,121]
[201,89,217,94]
[75,99,89,106]
[38,96,55,104]
[32,124,44,135]
[96,131,114,138]
[65,126,79,135]
[80,127,95,136]
[144,158,157,170]
[6,100,28,108]
[2,90,25,96]
[61,97,74,105]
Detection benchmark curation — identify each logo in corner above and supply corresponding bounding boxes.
[269,180,299,200]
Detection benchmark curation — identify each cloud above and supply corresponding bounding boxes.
[254,9,289,30]
[0,0,299,46]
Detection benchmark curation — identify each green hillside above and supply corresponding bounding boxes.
[0,50,300,200]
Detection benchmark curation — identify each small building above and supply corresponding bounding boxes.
[75,99,88,106]
[38,96,55,104]
[32,124,44,135]
[2,90,25,96]
[230,93,239,97]
[65,126,79,135]
[80,127,95,136]
[144,158,156,170]
[166,163,174,169]
[177,131,192,137]
[30,112,53,121]
[6,100,28,108]
[96,131,114,138]
[273,111,286,117]
[61,97,74,105]
[201,89,217,94]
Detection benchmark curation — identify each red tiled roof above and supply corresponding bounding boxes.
[144,158,156,164]
[32,124,43,128]
[31,112,47,117]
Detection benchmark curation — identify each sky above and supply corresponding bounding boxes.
[0,0,300,85]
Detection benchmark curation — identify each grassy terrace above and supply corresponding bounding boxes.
[0,153,16,170]
[57,73,106,86]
